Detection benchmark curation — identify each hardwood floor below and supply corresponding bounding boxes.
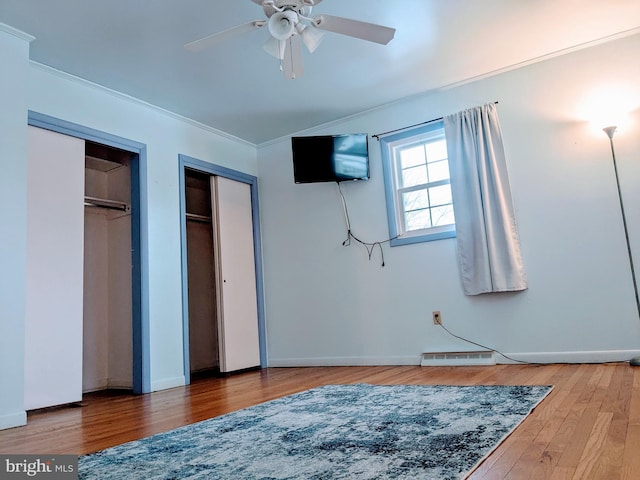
[1,363,639,479]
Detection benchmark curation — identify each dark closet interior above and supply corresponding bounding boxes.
[184,168,220,377]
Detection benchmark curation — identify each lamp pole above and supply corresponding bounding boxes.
[603,126,640,366]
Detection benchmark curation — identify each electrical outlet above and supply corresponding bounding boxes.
[432,311,442,325]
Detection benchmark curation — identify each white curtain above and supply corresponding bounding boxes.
[443,103,527,295]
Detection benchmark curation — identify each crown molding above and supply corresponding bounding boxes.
[257,27,640,149]
[0,22,35,42]
[30,61,256,148]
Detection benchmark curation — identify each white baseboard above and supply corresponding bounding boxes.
[494,349,640,364]
[82,378,108,394]
[107,378,133,390]
[82,377,133,394]
[268,350,640,368]
[0,411,27,431]
[268,355,421,367]
[150,375,186,392]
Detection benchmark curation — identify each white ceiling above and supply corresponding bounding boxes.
[1,0,639,145]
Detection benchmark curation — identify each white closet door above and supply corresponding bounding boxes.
[211,176,260,372]
[25,126,85,410]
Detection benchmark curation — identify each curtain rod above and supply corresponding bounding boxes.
[371,101,499,141]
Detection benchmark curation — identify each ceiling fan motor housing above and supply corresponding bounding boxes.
[262,0,312,18]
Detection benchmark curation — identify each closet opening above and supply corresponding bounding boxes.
[184,168,220,378]
[83,141,135,394]
[180,157,264,384]
[27,111,149,401]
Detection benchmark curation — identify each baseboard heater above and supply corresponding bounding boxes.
[421,351,495,366]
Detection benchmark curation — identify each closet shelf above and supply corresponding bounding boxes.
[85,155,125,173]
[84,196,129,212]
[186,212,212,223]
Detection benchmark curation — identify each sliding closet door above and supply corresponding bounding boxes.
[25,126,85,410]
[211,176,260,372]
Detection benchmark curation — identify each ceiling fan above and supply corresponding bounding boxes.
[184,0,396,79]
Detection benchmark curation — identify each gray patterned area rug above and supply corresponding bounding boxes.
[79,383,552,480]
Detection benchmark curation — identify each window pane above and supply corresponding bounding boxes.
[428,184,452,206]
[427,159,450,183]
[380,121,455,243]
[425,139,448,162]
[399,145,425,169]
[405,209,431,231]
[431,205,455,227]
[401,165,427,188]
[402,189,429,211]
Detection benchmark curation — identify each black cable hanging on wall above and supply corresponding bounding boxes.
[336,182,397,267]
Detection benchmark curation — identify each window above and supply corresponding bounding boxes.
[380,121,455,246]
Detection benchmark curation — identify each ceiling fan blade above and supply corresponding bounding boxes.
[185,21,266,52]
[312,14,395,45]
[283,35,304,79]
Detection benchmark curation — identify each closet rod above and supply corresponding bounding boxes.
[186,213,212,223]
[84,196,129,212]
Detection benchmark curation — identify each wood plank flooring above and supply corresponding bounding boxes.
[1,363,638,479]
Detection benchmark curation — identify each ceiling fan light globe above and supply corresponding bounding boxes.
[300,25,324,53]
[268,10,298,41]
[262,36,280,58]
[263,36,286,60]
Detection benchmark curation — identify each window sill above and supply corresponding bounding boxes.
[390,229,456,247]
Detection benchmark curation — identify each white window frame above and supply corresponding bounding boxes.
[380,120,456,246]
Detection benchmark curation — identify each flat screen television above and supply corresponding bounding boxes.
[291,133,369,183]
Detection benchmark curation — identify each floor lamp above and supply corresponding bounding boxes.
[603,126,640,366]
